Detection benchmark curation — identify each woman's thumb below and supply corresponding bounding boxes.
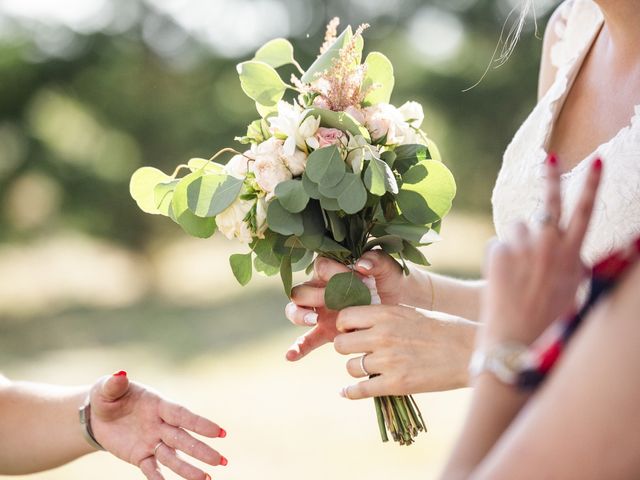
[100,371,129,402]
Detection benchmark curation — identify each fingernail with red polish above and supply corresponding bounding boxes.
[547,153,557,166]
[218,428,227,438]
[593,157,603,170]
[113,371,127,377]
[220,456,228,466]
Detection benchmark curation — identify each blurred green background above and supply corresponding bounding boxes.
[0,0,554,478]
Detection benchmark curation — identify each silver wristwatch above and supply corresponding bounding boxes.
[468,342,531,385]
[79,395,105,451]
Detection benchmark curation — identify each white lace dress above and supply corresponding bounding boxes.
[492,0,640,265]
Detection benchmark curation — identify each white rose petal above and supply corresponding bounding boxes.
[282,149,307,176]
[224,153,252,179]
[398,101,424,128]
[216,198,254,244]
[252,138,292,194]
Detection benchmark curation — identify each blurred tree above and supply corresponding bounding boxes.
[0,0,553,247]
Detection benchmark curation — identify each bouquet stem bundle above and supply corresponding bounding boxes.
[375,394,427,445]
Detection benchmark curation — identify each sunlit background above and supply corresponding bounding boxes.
[0,0,555,478]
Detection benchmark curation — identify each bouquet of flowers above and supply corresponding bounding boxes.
[130,18,456,445]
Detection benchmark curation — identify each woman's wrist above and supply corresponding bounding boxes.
[400,266,435,309]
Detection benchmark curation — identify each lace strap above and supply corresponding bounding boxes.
[550,0,602,69]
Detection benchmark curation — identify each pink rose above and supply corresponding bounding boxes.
[313,127,345,149]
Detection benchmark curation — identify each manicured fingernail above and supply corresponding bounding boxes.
[593,157,602,170]
[113,371,127,377]
[547,153,557,166]
[218,428,227,438]
[285,302,297,318]
[339,386,347,398]
[303,312,318,326]
[357,259,373,271]
[220,456,228,466]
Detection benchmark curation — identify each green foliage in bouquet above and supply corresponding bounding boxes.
[130,18,456,446]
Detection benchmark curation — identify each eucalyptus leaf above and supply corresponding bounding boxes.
[393,144,429,174]
[186,173,230,217]
[130,166,172,215]
[253,234,282,268]
[253,38,296,68]
[401,240,430,266]
[274,179,310,213]
[171,172,217,238]
[319,236,350,254]
[362,52,395,106]
[230,252,253,286]
[325,271,371,311]
[154,179,179,216]
[302,26,353,83]
[319,194,341,211]
[254,256,280,276]
[280,255,293,297]
[236,61,287,106]
[305,146,345,188]
[256,102,279,118]
[365,235,405,254]
[187,158,225,174]
[327,211,347,242]
[335,173,368,214]
[299,205,326,250]
[397,160,456,225]
[292,250,315,272]
[364,156,398,196]
[302,173,321,199]
[266,199,304,236]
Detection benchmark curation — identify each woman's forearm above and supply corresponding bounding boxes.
[439,375,529,480]
[0,380,95,474]
[404,268,485,321]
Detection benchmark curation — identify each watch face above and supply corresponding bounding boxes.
[491,343,530,384]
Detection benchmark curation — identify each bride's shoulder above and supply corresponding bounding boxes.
[538,1,574,100]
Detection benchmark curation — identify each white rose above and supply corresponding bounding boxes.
[364,103,404,144]
[252,137,292,194]
[268,101,320,156]
[216,198,254,244]
[224,153,253,179]
[397,101,424,128]
[282,148,307,176]
[397,124,427,146]
[344,105,366,125]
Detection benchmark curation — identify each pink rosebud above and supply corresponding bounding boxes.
[314,127,345,149]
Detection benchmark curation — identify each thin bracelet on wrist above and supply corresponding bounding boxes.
[79,395,105,451]
[425,271,436,311]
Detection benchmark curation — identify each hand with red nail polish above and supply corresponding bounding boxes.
[480,155,604,347]
[89,371,227,480]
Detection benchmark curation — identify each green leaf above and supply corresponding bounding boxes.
[253,38,297,68]
[302,173,321,199]
[327,211,347,242]
[187,158,225,174]
[292,250,315,272]
[384,222,433,243]
[362,52,395,106]
[274,179,310,213]
[299,204,326,250]
[319,236,351,253]
[154,179,179,216]
[397,160,457,225]
[266,199,304,236]
[305,108,371,143]
[427,137,442,161]
[236,61,287,106]
[188,175,243,218]
[302,26,354,83]
[393,144,429,174]
[130,166,172,215]
[253,235,282,268]
[324,271,372,310]
[364,156,398,196]
[186,173,226,217]
[230,253,253,286]
[171,172,217,238]
[319,194,340,211]
[254,256,279,276]
[305,146,345,188]
[256,102,278,118]
[320,173,367,214]
[280,255,293,297]
[401,240,430,266]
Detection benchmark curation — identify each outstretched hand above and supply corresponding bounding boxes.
[284,250,405,361]
[90,372,226,480]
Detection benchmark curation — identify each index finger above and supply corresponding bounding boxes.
[313,256,350,283]
[566,158,603,251]
[159,401,223,438]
